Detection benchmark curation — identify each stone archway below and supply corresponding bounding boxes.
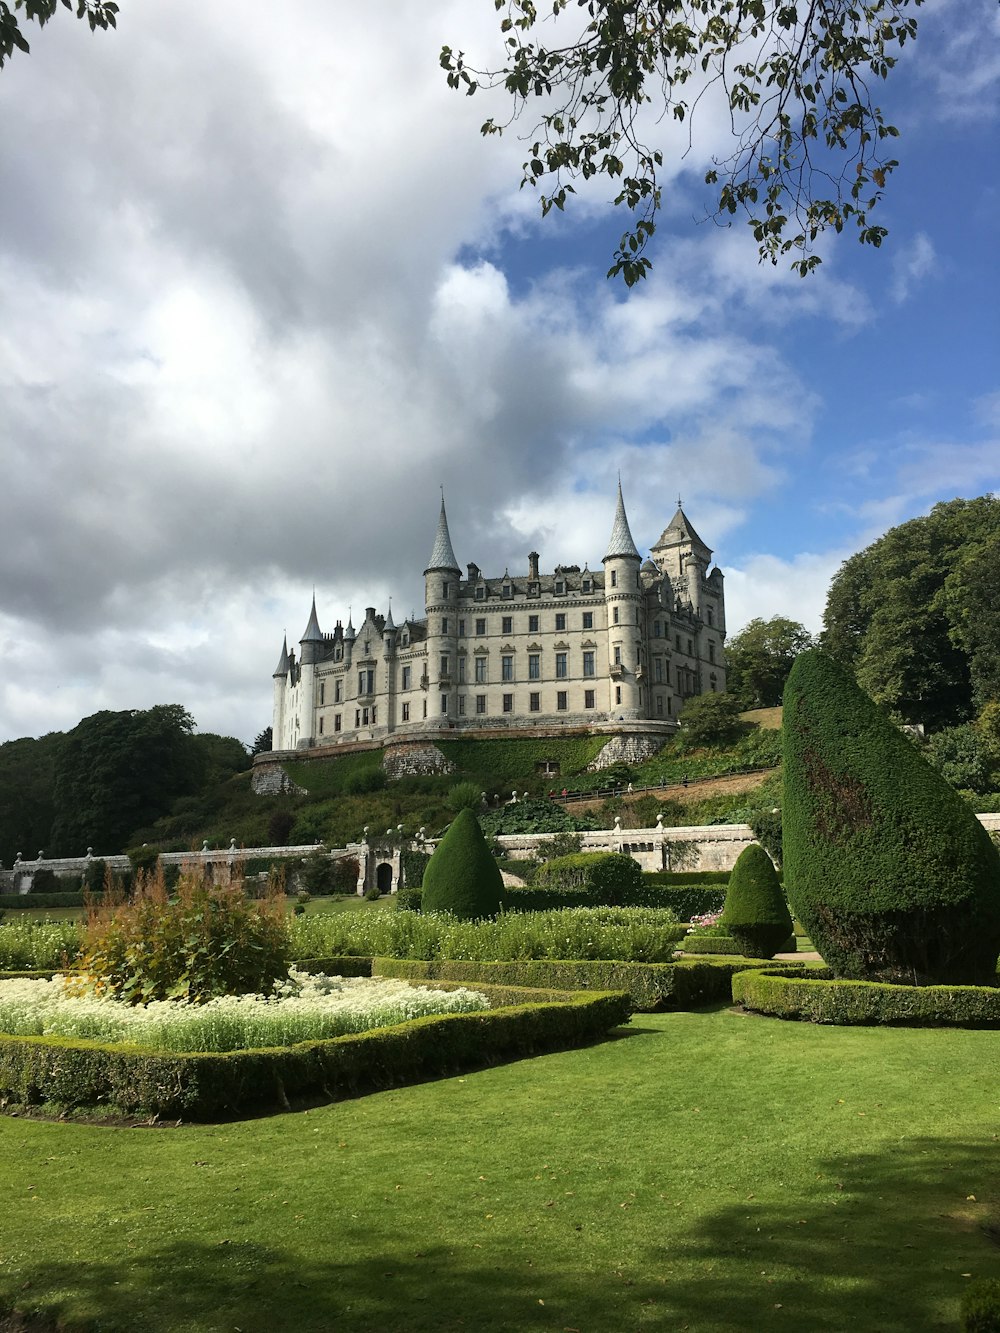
[376,861,394,895]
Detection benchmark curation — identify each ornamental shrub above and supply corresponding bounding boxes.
[73,864,290,1004]
[720,844,793,959]
[782,650,1000,985]
[420,809,504,920]
[534,852,642,904]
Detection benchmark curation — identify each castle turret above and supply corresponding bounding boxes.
[424,497,460,726]
[296,596,323,748]
[271,636,289,749]
[602,482,643,719]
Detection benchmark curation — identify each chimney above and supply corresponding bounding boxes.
[528,551,540,579]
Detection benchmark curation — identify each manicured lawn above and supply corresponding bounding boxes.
[1,1008,996,1332]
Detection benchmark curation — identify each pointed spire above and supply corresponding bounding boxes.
[344,608,356,641]
[300,594,322,643]
[273,635,290,677]
[654,503,712,558]
[425,495,460,574]
[385,601,395,631]
[603,481,641,562]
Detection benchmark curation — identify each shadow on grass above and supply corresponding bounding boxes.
[1,1138,997,1332]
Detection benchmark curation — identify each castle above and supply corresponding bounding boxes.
[270,486,726,752]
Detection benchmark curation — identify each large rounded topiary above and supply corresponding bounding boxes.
[782,650,1000,985]
[420,808,504,920]
[721,843,793,959]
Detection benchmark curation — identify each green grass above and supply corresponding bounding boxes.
[1,1008,995,1332]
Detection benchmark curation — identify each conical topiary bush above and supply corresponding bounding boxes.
[721,843,793,959]
[420,808,505,920]
[782,649,1000,984]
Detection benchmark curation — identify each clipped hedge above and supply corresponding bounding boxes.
[421,809,504,919]
[732,966,1000,1027]
[395,881,719,916]
[534,851,642,903]
[683,935,796,956]
[721,843,793,959]
[0,892,94,910]
[0,990,631,1121]
[290,956,374,977]
[373,956,779,1012]
[643,871,731,885]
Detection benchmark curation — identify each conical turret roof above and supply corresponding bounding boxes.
[273,635,290,677]
[603,481,641,562]
[425,497,460,574]
[300,595,322,643]
[653,505,712,558]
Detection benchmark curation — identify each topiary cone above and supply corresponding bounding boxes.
[721,843,793,959]
[420,808,505,920]
[782,649,1000,984]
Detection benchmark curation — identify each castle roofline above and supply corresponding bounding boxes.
[272,635,290,677]
[602,482,641,563]
[299,596,322,643]
[424,497,461,574]
[653,505,712,558]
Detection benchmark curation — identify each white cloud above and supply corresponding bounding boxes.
[891,232,937,304]
[723,551,845,638]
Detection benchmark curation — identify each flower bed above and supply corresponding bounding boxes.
[0,971,489,1053]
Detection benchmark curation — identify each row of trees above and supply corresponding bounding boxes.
[0,706,249,865]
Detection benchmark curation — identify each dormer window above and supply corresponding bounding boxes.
[582,578,592,593]
[554,580,564,595]
[334,647,343,661]
[475,585,485,600]
[502,583,512,599]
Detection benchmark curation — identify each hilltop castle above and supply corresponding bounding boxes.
[270,486,726,752]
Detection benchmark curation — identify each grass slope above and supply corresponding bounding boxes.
[0,1009,995,1332]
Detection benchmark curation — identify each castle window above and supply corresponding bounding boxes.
[402,666,411,690]
[707,606,714,626]
[502,615,513,635]
[708,642,715,663]
[557,691,567,710]
[582,578,592,593]
[667,695,672,714]
[319,682,325,705]
[584,689,595,709]
[654,621,661,637]
[358,668,374,696]
[528,654,540,680]
[440,655,449,677]
[610,570,618,587]
[335,680,342,703]
[529,692,540,712]
[615,685,622,705]
[334,714,342,732]
[442,618,449,634]
[476,694,487,714]
[676,634,682,651]
[582,611,593,630]
[475,585,485,600]
[656,695,664,716]
[458,696,465,715]
[442,582,450,598]
[364,641,370,656]
[612,607,619,625]
[371,706,377,724]
[402,702,410,721]
[503,693,514,713]
[319,716,324,734]
[458,619,466,637]
[501,655,514,682]
[334,647,342,661]
[529,614,539,633]
[555,613,566,632]
[458,658,466,683]
[654,658,663,683]
[476,618,487,636]
[555,652,567,679]
[423,700,427,718]
[475,657,487,683]
[583,651,595,677]
[502,583,512,599]
[687,638,693,655]
[355,709,360,728]
[555,580,564,595]
[441,694,448,714]
[614,646,621,665]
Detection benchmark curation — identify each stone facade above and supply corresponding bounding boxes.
[270,486,727,753]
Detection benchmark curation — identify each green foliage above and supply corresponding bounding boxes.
[925,724,997,795]
[446,780,484,814]
[28,867,59,894]
[533,852,641,905]
[782,650,1000,985]
[0,0,118,71]
[400,849,431,890]
[533,831,584,862]
[726,617,815,709]
[479,797,591,837]
[721,844,793,959]
[83,858,107,893]
[733,966,1000,1027]
[126,845,160,876]
[822,496,1000,726]
[251,727,273,756]
[74,867,290,1004]
[420,810,505,920]
[746,807,783,868]
[961,1278,1000,1333]
[676,693,748,750]
[290,905,683,964]
[0,891,92,911]
[435,735,607,789]
[297,851,357,897]
[442,0,917,281]
[0,990,629,1119]
[0,917,81,968]
[0,729,61,869]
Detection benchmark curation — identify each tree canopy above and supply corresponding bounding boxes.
[725,615,814,709]
[443,0,921,284]
[821,496,1000,729]
[0,0,117,69]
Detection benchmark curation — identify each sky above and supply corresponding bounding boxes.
[0,0,997,747]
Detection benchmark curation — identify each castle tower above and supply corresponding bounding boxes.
[296,595,323,748]
[272,635,289,750]
[424,497,460,726]
[651,504,713,616]
[382,604,397,730]
[602,482,643,719]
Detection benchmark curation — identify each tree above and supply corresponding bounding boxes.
[677,691,746,748]
[821,496,1000,729]
[421,808,505,919]
[251,727,273,757]
[442,0,920,285]
[0,0,117,70]
[50,705,197,855]
[782,649,1000,985]
[725,616,814,709]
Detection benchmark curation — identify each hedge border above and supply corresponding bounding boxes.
[682,935,796,956]
[0,892,94,910]
[732,966,1000,1027]
[372,956,780,1012]
[0,989,631,1121]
